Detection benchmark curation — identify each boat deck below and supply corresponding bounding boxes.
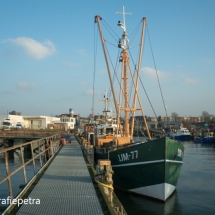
[16,135,104,215]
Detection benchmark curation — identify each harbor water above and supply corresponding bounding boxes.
[1,140,215,214]
[115,139,215,215]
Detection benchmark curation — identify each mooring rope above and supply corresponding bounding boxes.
[94,178,114,190]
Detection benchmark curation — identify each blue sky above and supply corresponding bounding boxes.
[0,0,215,118]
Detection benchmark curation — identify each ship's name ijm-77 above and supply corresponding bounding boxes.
[118,150,138,162]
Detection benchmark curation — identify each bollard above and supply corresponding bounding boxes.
[61,138,66,146]
[95,159,114,204]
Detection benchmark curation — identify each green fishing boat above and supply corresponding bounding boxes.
[90,6,184,201]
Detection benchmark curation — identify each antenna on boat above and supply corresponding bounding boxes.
[116,6,131,32]
[116,6,131,50]
[99,89,113,121]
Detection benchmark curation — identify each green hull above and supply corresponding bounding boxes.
[95,137,184,201]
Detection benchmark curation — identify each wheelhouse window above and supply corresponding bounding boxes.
[98,129,105,135]
[106,128,113,134]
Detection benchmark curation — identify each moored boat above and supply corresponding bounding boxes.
[194,131,214,143]
[169,127,191,141]
[88,7,185,201]
[94,134,184,201]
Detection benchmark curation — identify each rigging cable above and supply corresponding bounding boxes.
[104,40,118,48]
[128,48,158,119]
[127,21,142,119]
[126,19,155,120]
[104,41,120,105]
[100,19,120,110]
[102,19,119,43]
[101,16,123,110]
[146,25,171,131]
[129,20,142,45]
[107,50,121,110]
[104,39,132,121]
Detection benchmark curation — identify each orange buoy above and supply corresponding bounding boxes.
[61,138,66,146]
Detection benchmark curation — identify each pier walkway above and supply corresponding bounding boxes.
[16,135,104,215]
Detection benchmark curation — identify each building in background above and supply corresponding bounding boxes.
[49,108,76,130]
[23,115,60,129]
[0,114,24,129]
[0,108,75,130]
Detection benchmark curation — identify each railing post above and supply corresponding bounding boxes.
[20,146,27,184]
[52,135,56,153]
[38,141,43,167]
[4,151,13,199]
[43,139,47,162]
[48,138,51,158]
[30,142,36,174]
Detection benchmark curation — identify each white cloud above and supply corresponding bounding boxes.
[81,82,88,86]
[179,73,199,84]
[85,89,100,96]
[78,49,87,56]
[16,82,36,90]
[99,69,106,74]
[85,89,94,95]
[7,37,56,59]
[64,62,78,67]
[141,67,167,79]
[183,77,199,84]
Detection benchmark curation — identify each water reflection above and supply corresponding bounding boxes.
[115,189,182,215]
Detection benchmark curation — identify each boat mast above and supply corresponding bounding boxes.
[117,6,131,138]
[94,15,118,119]
[130,18,151,139]
[99,90,112,122]
[95,8,151,141]
[117,7,152,140]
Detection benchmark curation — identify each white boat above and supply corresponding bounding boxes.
[170,128,191,141]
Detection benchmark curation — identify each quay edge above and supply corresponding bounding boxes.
[75,134,127,215]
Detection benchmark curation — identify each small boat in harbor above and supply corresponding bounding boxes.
[169,127,191,141]
[194,131,214,143]
[85,7,185,201]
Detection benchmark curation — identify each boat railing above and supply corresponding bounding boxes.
[0,133,62,200]
[108,141,144,151]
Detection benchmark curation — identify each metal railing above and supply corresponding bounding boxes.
[0,133,61,199]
